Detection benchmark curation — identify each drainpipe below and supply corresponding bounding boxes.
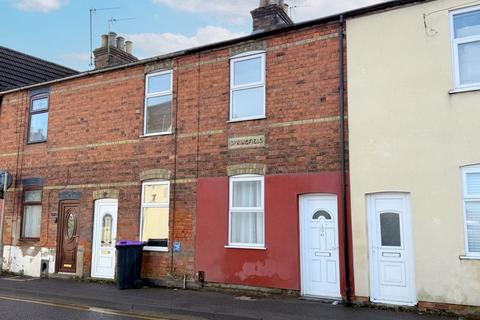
[0,173,7,272]
[339,14,351,306]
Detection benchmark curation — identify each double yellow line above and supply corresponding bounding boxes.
[0,295,171,320]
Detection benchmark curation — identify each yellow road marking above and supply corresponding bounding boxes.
[0,295,169,320]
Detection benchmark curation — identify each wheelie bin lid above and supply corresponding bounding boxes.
[116,240,146,247]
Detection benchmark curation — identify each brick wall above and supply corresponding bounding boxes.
[0,21,347,282]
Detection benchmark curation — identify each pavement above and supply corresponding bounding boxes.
[0,276,456,320]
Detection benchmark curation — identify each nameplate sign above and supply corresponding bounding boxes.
[228,135,265,150]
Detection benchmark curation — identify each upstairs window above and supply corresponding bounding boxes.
[462,166,480,257]
[144,71,173,135]
[452,7,480,89]
[230,52,265,121]
[228,175,265,248]
[28,94,49,143]
[140,181,170,251]
[22,188,42,239]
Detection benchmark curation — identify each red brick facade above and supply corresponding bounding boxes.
[0,22,348,288]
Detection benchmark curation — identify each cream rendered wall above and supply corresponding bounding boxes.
[347,0,480,306]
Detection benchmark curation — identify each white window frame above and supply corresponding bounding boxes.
[229,51,266,122]
[450,6,480,91]
[144,70,173,136]
[139,180,170,252]
[461,165,480,258]
[227,175,265,249]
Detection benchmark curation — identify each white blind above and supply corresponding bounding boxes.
[232,180,261,208]
[465,201,480,253]
[230,178,264,246]
[231,212,264,244]
[23,205,41,238]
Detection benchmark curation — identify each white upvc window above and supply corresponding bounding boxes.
[140,180,170,251]
[230,52,266,122]
[451,6,480,90]
[144,70,173,136]
[228,175,265,248]
[461,165,480,257]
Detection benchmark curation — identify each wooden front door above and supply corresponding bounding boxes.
[56,200,79,273]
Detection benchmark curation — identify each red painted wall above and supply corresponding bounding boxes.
[196,172,352,292]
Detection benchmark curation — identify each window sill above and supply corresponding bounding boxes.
[449,86,480,94]
[26,140,47,145]
[140,132,173,138]
[459,255,480,260]
[143,246,168,252]
[227,116,266,123]
[19,238,40,242]
[225,245,266,250]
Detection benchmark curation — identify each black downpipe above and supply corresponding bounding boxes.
[339,15,351,306]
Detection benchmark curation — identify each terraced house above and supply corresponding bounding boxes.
[1,0,479,316]
[347,0,480,314]
[0,0,353,301]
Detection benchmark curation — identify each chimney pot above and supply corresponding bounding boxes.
[93,32,138,69]
[116,36,125,51]
[125,41,133,55]
[101,34,109,47]
[108,32,117,47]
[259,0,284,7]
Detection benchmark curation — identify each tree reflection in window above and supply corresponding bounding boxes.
[101,214,113,247]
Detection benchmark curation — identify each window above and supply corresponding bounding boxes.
[462,166,480,257]
[101,214,113,247]
[230,52,265,121]
[144,71,173,135]
[228,175,264,248]
[451,7,480,89]
[140,181,170,251]
[22,188,42,239]
[28,94,49,143]
[380,212,402,247]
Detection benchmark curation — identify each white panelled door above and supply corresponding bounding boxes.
[300,194,341,299]
[91,199,118,279]
[368,193,416,306]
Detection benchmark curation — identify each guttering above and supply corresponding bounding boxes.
[0,0,428,97]
[338,14,351,306]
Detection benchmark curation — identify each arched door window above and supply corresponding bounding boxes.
[312,210,332,221]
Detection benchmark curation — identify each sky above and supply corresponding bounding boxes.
[0,0,387,71]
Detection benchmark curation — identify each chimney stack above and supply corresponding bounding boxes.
[93,32,138,69]
[251,0,294,34]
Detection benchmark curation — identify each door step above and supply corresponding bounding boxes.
[48,273,78,280]
[299,296,342,304]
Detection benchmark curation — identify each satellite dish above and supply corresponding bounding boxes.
[0,171,13,199]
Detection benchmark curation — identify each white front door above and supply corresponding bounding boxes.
[300,194,341,299]
[91,199,118,279]
[368,193,416,306]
